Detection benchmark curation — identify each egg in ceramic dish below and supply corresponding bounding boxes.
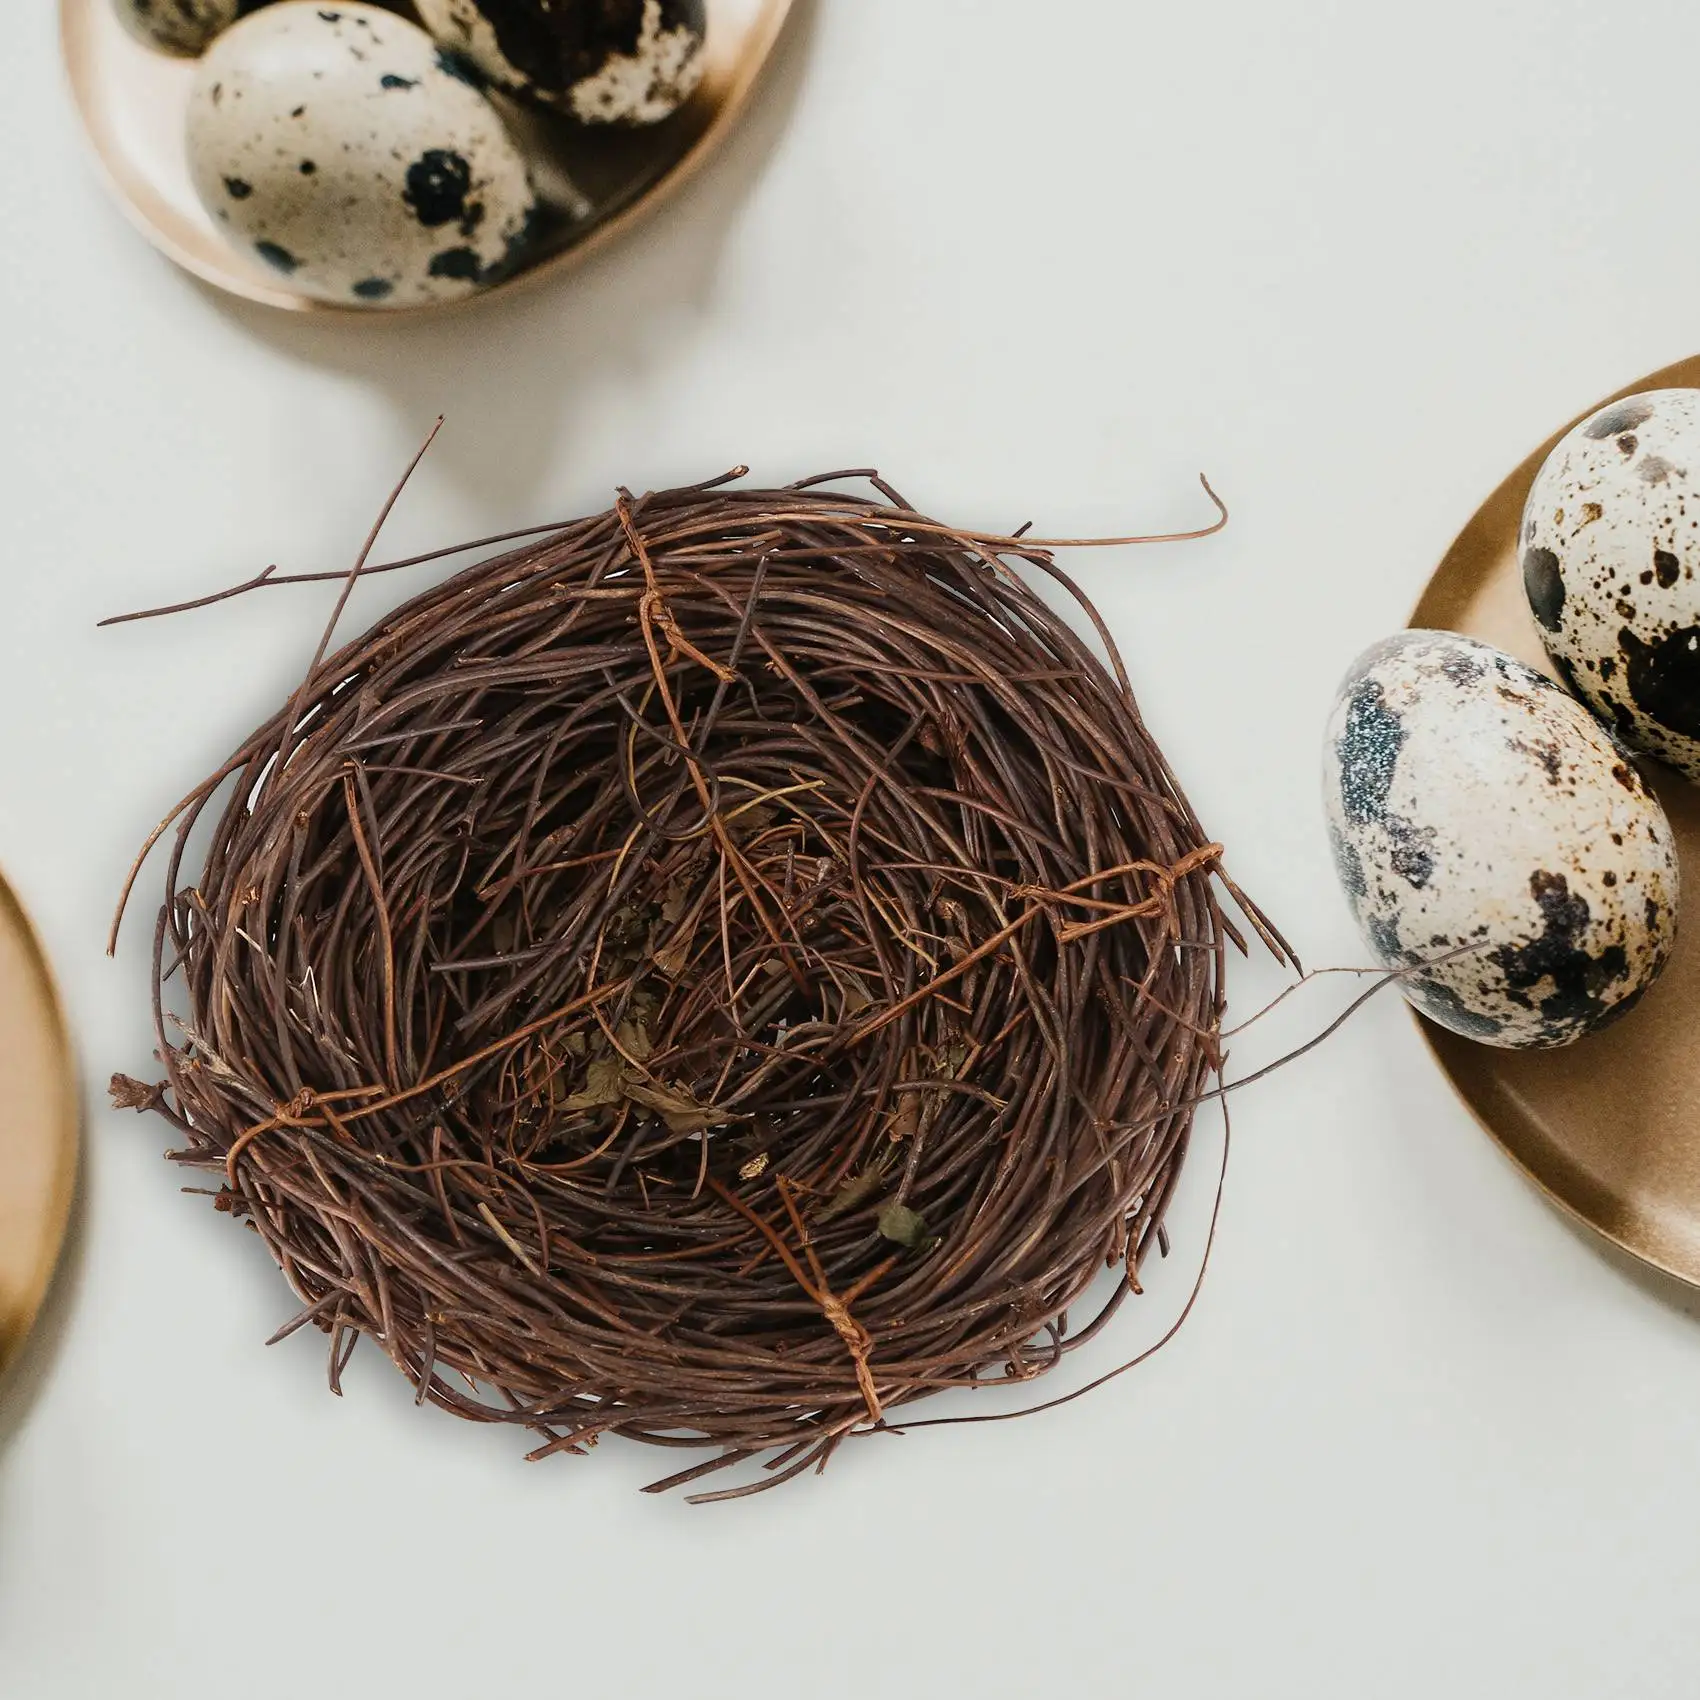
[1323,630,1678,1048]
[186,2,539,306]
[1522,387,1700,780]
[413,0,707,124]
[115,0,241,56]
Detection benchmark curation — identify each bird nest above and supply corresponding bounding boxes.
[110,467,1284,1500]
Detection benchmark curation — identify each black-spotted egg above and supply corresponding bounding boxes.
[413,0,707,124]
[113,0,239,55]
[1523,387,1700,779]
[186,2,538,306]
[1323,631,1678,1048]
[115,0,241,56]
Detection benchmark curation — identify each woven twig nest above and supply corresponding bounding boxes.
[111,468,1283,1500]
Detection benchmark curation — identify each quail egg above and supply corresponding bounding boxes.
[413,0,707,124]
[1522,387,1700,780]
[187,2,539,306]
[1323,630,1678,1048]
[115,0,241,56]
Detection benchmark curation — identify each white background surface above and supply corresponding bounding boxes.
[6,1,1700,1694]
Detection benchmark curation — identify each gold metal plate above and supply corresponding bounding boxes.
[60,0,794,314]
[0,874,77,1378]
[1413,352,1700,1287]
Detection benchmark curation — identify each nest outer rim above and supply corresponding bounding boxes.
[111,466,1284,1501]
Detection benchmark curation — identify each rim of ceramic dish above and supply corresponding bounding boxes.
[1407,348,1700,1291]
[59,0,797,316]
[0,869,79,1382]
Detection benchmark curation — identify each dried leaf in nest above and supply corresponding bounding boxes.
[651,937,692,980]
[888,1096,922,1142]
[877,1203,930,1249]
[561,1055,624,1113]
[616,1018,654,1063]
[727,803,776,840]
[559,1050,728,1136]
[110,466,1284,1503]
[822,1152,892,1220]
[621,1077,728,1136]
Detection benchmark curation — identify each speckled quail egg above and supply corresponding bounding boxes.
[413,0,707,124]
[115,0,241,56]
[186,2,539,306]
[1323,630,1678,1048]
[1522,387,1700,780]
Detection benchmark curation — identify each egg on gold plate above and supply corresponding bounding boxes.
[1413,351,1700,1289]
[0,872,77,1382]
[60,0,795,313]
